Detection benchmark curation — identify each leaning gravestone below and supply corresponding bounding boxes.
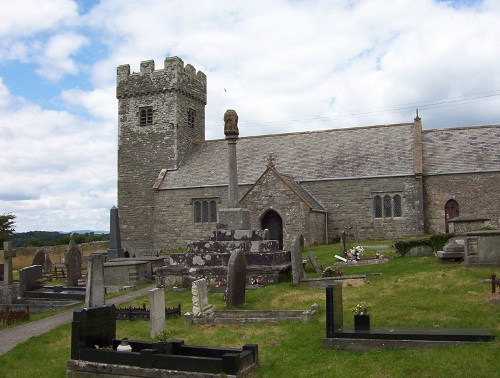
[192,279,213,317]
[226,249,247,307]
[65,235,82,286]
[308,251,321,273]
[85,254,105,307]
[291,236,304,285]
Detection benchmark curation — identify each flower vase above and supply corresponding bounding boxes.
[354,314,370,330]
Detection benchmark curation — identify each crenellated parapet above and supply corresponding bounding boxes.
[116,56,207,104]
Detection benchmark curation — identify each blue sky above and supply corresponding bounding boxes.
[0,0,499,233]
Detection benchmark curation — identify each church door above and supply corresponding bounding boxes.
[444,199,459,233]
[261,210,283,250]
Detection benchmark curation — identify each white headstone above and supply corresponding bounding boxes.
[192,279,213,317]
[149,287,166,338]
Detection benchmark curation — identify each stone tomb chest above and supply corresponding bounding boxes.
[463,230,500,267]
[104,260,149,288]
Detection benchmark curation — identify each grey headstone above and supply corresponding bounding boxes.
[19,265,43,297]
[150,287,166,338]
[32,249,53,273]
[192,279,213,317]
[226,249,247,307]
[340,231,346,255]
[291,236,304,285]
[65,235,82,286]
[308,251,321,273]
[85,254,105,307]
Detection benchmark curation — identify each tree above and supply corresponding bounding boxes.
[0,213,16,244]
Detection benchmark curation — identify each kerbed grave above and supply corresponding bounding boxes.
[67,305,258,377]
[323,283,495,351]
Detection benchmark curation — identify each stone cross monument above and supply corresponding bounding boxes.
[218,109,250,230]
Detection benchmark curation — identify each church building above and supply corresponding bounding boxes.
[116,57,500,252]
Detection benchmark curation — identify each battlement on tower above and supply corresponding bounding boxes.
[116,56,206,103]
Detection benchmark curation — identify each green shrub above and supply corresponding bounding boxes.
[394,238,433,257]
[429,233,455,252]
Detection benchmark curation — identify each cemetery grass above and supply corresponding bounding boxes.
[1,242,499,377]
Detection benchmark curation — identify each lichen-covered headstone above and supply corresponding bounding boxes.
[65,235,82,286]
[226,249,247,307]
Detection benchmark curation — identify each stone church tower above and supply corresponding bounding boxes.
[116,57,207,249]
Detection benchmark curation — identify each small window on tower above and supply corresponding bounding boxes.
[188,108,196,128]
[140,107,153,126]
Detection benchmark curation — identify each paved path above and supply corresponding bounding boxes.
[0,285,156,356]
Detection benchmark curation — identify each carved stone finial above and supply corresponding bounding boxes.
[267,154,275,169]
[414,108,421,121]
[224,109,239,137]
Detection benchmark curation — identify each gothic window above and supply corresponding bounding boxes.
[140,107,153,126]
[393,194,402,217]
[188,108,196,128]
[194,201,202,223]
[194,199,218,223]
[374,193,402,219]
[383,195,392,217]
[374,195,382,218]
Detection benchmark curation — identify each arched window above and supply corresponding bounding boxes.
[194,201,202,223]
[374,195,382,218]
[383,195,392,217]
[210,200,217,222]
[393,194,402,217]
[194,199,218,223]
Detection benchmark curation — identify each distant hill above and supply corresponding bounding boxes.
[11,231,110,248]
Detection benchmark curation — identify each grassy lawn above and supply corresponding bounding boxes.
[0,241,499,377]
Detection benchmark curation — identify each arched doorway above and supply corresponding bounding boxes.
[261,210,283,250]
[444,199,459,233]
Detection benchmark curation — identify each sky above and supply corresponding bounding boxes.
[0,0,499,233]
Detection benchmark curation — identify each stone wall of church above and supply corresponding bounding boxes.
[302,176,423,241]
[423,172,500,234]
[153,186,228,250]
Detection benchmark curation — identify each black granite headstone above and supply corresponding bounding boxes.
[71,305,116,360]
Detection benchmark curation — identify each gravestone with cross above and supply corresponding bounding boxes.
[1,241,16,285]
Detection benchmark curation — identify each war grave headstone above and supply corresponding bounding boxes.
[65,235,83,286]
[149,287,166,338]
[291,236,304,285]
[85,253,105,308]
[226,249,247,307]
[323,284,495,350]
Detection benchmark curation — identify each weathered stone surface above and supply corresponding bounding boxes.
[291,236,304,285]
[149,287,166,338]
[191,279,213,317]
[85,254,105,308]
[65,235,82,286]
[226,250,247,307]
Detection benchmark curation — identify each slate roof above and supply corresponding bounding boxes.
[161,123,416,189]
[422,125,500,175]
